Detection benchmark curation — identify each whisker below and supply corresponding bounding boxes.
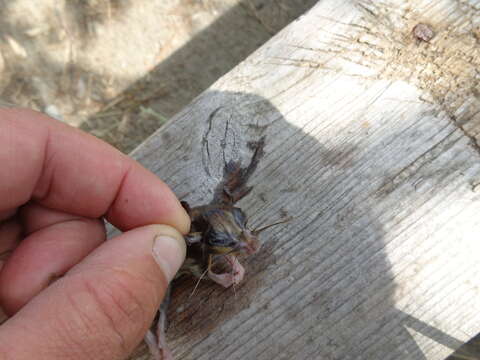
[253,216,293,234]
[232,265,237,299]
[223,255,238,298]
[189,267,209,299]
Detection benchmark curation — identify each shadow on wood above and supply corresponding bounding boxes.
[129,90,472,360]
[97,1,480,358]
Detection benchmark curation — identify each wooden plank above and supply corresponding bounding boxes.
[128,0,480,359]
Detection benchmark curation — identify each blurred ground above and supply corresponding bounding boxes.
[0,1,478,359]
[0,0,317,152]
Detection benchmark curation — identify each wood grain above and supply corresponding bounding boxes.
[129,1,480,359]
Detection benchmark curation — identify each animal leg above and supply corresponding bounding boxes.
[145,286,173,360]
[155,306,174,360]
[212,136,265,205]
[145,330,162,360]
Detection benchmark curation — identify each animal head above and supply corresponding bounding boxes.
[204,207,260,256]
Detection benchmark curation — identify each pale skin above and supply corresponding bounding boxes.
[0,108,190,360]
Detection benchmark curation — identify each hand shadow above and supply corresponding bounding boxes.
[128,90,473,360]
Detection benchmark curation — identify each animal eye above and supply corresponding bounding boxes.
[209,231,235,247]
[232,208,247,227]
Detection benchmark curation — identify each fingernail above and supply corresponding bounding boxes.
[152,235,185,282]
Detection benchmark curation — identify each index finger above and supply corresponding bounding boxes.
[0,108,190,233]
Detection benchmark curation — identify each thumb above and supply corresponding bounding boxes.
[0,224,186,360]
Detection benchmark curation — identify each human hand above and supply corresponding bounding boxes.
[0,108,190,359]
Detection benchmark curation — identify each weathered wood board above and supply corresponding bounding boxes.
[129,0,480,359]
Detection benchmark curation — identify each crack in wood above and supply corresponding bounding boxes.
[201,106,223,177]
